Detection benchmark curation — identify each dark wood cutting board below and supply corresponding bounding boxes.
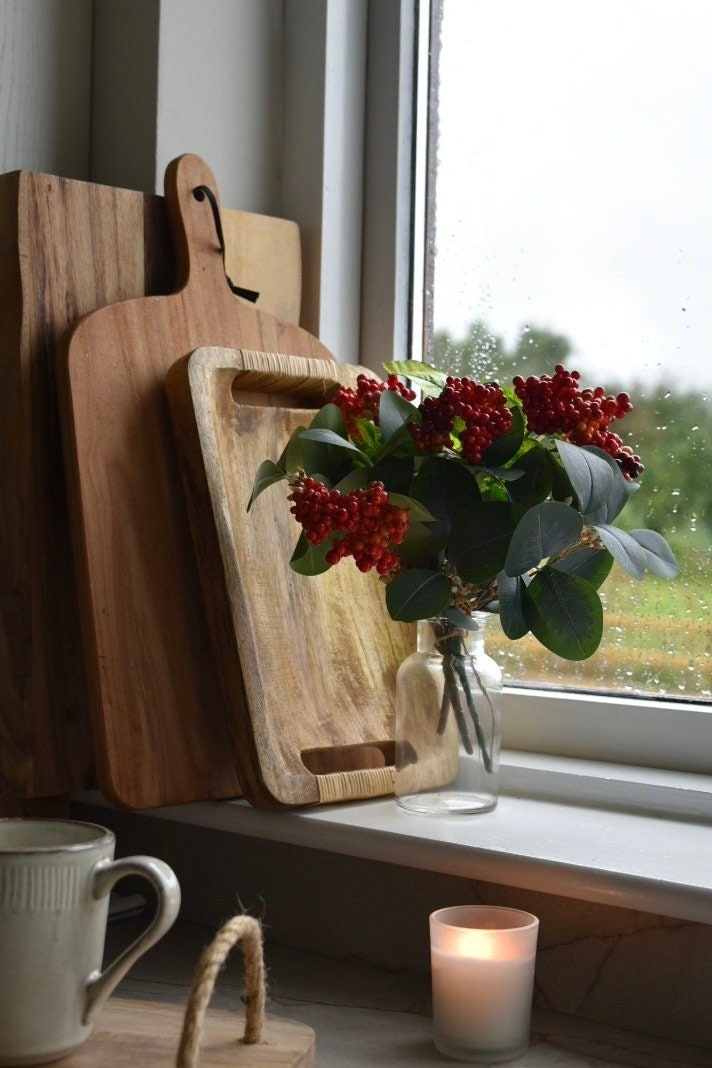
[166,347,415,808]
[0,164,301,801]
[57,156,333,809]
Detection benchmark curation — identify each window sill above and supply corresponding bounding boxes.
[76,753,712,926]
[500,749,712,821]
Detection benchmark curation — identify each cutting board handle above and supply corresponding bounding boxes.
[164,154,241,299]
[315,766,395,804]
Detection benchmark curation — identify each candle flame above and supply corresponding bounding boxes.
[453,927,500,960]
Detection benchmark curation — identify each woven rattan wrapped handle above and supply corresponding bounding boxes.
[177,915,265,1067]
[315,765,395,803]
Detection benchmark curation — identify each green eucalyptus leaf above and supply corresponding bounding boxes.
[524,569,603,660]
[410,455,481,521]
[627,529,681,579]
[333,468,369,493]
[299,427,368,455]
[475,474,511,503]
[479,466,524,483]
[416,380,443,398]
[247,460,287,511]
[311,402,347,435]
[505,443,552,508]
[581,445,634,523]
[481,405,525,466]
[447,501,514,584]
[280,429,306,474]
[593,524,648,580]
[371,421,419,462]
[289,531,338,576]
[443,606,479,631]
[385,568,451,622]
[388,493,435,521]
[424,517,451,545]
[553,546,614,589]
[370,454,414,493]
[547,449,577,504]
[556,439,615,518]
[378,389,419,441]
[382,360,448,392]
[505,501,583,577]
[352,416,381,450]
[300,404,352,479]
[496,570,529,639]
[396,520,445,567]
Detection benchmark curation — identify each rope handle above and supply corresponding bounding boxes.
[176,914,266,1067]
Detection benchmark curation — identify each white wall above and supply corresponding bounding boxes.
[90,0,284,212]
[0,0,93,178]
[282,0,367,361]
[155,0,283,213]
[89,0,161,193]
[0,0,415,364]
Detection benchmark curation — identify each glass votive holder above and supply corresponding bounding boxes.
[430,905,539,1063]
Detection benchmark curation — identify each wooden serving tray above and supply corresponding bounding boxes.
[54,997,314,1066]
[57,157,332,810]
[166,347,415,808]
[0,163,301,801]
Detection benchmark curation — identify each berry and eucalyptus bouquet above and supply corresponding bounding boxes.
[250,361,678,664]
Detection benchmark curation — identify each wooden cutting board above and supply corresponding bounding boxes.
[51,998,315,1066]
[165,347,415,808]
[0,164,301,801]
[57,155,333,810]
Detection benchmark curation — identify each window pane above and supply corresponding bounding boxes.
[430,0,711,700]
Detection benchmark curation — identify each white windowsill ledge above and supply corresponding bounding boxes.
[77,755,712,927]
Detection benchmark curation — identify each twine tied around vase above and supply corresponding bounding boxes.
[176,914,266,1067]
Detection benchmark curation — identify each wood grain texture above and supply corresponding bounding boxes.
[52,998,315,1067]
[57,156,331,810]
[0,162,302,800]
[222,211,301,326]
[165,348,415,809]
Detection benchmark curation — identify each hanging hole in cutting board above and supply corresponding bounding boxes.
[301,740,395,776]
[192,184,260,304]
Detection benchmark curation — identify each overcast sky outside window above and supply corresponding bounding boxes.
[432,0,712,391]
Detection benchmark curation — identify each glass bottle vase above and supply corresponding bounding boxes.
[395,614,502,815]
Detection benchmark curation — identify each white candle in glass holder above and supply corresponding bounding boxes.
[430,906,539,1063]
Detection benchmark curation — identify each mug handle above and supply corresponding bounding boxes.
[83,855,181,1025]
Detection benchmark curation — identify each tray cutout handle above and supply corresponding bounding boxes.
[302,741,396,804]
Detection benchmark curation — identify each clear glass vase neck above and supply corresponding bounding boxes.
[416,614,490,655]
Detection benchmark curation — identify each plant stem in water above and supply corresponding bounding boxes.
[441,654,474,755]
[452,652,492,773]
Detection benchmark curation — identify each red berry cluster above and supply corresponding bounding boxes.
[409,377,513,464]
[513,365,644,478]
[331,374,416,438]
[288,475,409,576]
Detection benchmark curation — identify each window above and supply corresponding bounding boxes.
[418,0,712,771]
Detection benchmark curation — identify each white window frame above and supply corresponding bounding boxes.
[390,0,712,803]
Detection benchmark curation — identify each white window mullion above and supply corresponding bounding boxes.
[282,0,367,364]
[360,0,420,371]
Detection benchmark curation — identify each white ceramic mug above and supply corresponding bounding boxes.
[0,818,181,1066]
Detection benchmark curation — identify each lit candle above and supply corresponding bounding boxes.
[430,905,539,1063]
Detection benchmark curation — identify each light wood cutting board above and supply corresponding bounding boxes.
[57,156,333,810]
[166,347,415,808]
[0,164,301,801]
[52,997,315,1066]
